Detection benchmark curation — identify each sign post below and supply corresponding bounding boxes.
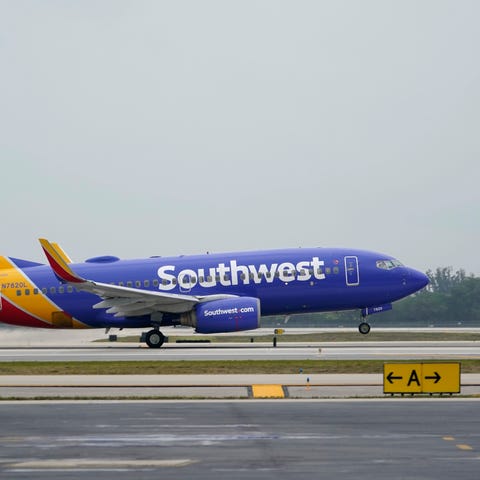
[383,363,460,395]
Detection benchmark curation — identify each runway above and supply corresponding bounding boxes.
[1,400,479,480]
[1,341,479,361]
[0,327,479,361]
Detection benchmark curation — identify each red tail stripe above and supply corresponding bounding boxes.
[0,297,54,329]
[43,249,83,284]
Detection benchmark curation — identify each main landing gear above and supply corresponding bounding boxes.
[145,328,165,348]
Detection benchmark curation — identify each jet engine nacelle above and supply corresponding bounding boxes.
[180,297,261,334]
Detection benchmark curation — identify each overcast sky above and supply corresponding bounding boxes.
[1,1,479,275]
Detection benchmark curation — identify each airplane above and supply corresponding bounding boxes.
[0,239,429,347]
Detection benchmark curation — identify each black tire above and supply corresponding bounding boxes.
[145,330,165,348]
[358,322,371,335]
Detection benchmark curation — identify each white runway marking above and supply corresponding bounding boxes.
[8,458,195,470]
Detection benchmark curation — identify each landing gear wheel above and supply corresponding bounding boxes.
[146,329,165,348]
[358,322,371,335]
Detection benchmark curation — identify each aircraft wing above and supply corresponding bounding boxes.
[39,239,235,317]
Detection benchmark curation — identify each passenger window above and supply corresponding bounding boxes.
[135,281,141,288]
[224,274,230,281]
[333,267,339,274]
[127,281,133,287]
[207,276,213,282]
[199,276,204,283]
[33,288,39,295]
[50,287,56,294]
[119,282,124,287]
[325,267,331,274]
[16,290,21,296]
[58,287,64,294]
[67,286,73,293]
[25,289,30,295]
[153,279,159,287]
[240,273,246,280]
[172,278,177,285]
[144,280,150,287]
[42,288,47,294]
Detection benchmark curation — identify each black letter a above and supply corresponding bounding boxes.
[407,369,420,386]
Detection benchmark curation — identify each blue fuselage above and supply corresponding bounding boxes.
[0,247,428,329]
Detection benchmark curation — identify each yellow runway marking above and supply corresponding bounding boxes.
[443,436,455,441]
[252,384,284,398]
[456,444,473,451]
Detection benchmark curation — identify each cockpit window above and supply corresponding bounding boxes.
[376,259,404,270]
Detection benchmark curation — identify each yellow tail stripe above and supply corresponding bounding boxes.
[39,239,71,272]
[252,385,285,398]
[51,242,73,264]
[39,239,82,283]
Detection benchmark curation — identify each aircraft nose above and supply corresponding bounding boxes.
[407,268,429,292]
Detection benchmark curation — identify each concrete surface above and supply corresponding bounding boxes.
[1,400,480,479]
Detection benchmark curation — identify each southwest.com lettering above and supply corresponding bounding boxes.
[204,306,255,317]
[157,257,326,291]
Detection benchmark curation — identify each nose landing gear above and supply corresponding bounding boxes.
[358,307,373,335]
[358,322,371,335]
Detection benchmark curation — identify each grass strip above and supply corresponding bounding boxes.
[1,359,480,375]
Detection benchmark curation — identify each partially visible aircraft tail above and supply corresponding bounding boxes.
[39,239,83,284]
[0,256,12,271]
[0,256,43,270]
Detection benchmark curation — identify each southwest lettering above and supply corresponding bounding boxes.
[230,260,250,286]
[157,257,328,291]
[278,262,295,282]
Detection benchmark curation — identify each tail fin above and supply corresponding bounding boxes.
[39,239,84,284]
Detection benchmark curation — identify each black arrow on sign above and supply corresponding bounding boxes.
[387,372,403,384]
[425,372,441,384]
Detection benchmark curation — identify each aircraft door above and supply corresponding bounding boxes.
[344,256,359,286]
[0,284,2,311]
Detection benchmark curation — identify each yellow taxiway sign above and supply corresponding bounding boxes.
[383,363,460,394]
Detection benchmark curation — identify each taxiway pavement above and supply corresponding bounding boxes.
[1,374,479,398]
[1,400,480,480]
